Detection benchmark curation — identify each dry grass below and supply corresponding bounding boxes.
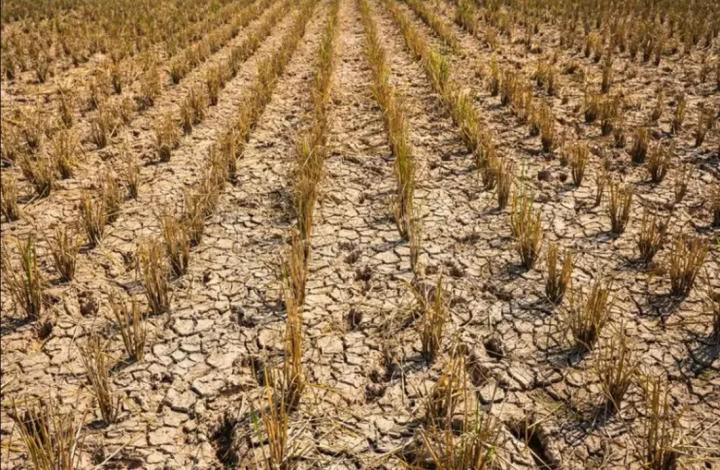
[47,226,81,282]
[424,352,464,427]
[137,238,171,315]
[630,128,649,164]
[673,164,689,205]
[110,295,146,362]
[258,385,289,468]
[9,398,84,470]
[607,182,633,234]
[595,325,637,412]
[671,94,686,135]
[20,155,55,198]
[79,192,106,247]
[415,274,448,363]
[122,146,140,199]
[57,86,75,128]
[49,130,79,179]
[510,191,543,269]
[161,215,191,277]
[636,212,668,264]
[100,172,122,223]
[646,144,671,183]
[1,173,20,221]
[1,236,45,320]
[600,58,613,93]
[154,114,180,162]
[545,242,573,305]
[667,235,708,298]
[639,374,683,470]
[280,261,306,412]
[594,167,608,207]
[496,160,513,209]
[569,143,589,187]
[79,335,120,424]
[567,277,611,352]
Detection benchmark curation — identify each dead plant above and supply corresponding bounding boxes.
[20,155,55,198]
[646,144,672,183]
[416,274,448,363]
[496,160,513,209]
[595,325,637,412]
[1,174,20,221]
[630,128,649,164]
[48,226,81,282]
[545,242,573,304]
[607,182,633,234]
[1,236,45,320]
[137,238,171,315]
[671,94,686,134]
[161,215,191,277]
[567,277,612,352]
[510,191,543,269]
[79,335,119,424]
[569,143,589,187]
[673,165,689,205]
[667,235,709,297]
[154,114,180,162]
[636,212,668,264]
[79,192,106,247]
[100,172,122,223]
[110,295,146,362]
[639,374,683,470]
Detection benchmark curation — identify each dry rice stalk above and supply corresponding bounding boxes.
[79,335,120,424]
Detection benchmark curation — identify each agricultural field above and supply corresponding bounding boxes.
[1,0,719,467]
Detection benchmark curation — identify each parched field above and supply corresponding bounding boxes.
[1,0,719,468]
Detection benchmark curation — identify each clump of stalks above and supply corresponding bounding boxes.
[206,66,222,106]
[259,385,289,469]
[420,351,502,469]
[630,127,649,164]
[1,174,20,221]
[9,398,84,470]
[607,182,633,234]
[667,235,708,297]
[79,335,120,424]
[180,86,207,134]
[137,238,171,315]
[569,143,589,187]
[567,277,612,352]
[496,160,513,209]
[673,165,689,205]
[600,57,613,93]
[100,172,122,223]
[693,105,714,147]
[636,212,668,264]
[424,352,464,428]
[161,215,191,277]
[50,130,80,179]
[1,237,45,320]
[405,0,459,50]
[537,103,557,152]
[414,274,448,363]
[20,155,55,198]
[359,0,414,240]
[670,93,686,134]
[154,114,180,162]
[138,65,161,110]
[595,325,637,413]
[280,262,305,412]
[79,192,106,247]
[454,0,478,35]
[646,144,672,183]
[545,242,573,304]
[110,295,146,362]
[510,191,543,269]
[594,167,608,208]
[122,146,140,199]
[639,374,683,470]
[480,156,498,190]
[57,85,75,128]
[47,226,81,282]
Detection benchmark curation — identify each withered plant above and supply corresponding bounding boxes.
[569,143,589,187]
[20,155,55,198]
[50,130,79,179]
[673,165,689,204]
[545,242,573,304]
[47,226,81,282]
[415,274,448,363]
[670,94,686,134]
[595,325,637,413]
[636,212,668,264]
[639,374,683,470]
[630,128,649,164]
[1,236,45,320]
[154,114,180,162]
[122,146,140,199]
[1,174,20,221]
[280,261,305,412]
[607,182,633,234]
[424,352,464,428]
[667,235,709,297]
[161,215,191,277]
[646,145,671,183]
[79,192,106,247]
[110,295,146,362]
[79,335,120,424]
[9,398,84,470]
[137,238,171,315]
[566,277,611,352]
[510,191,543,269]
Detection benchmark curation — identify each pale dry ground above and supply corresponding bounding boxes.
[1,0,719,468]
